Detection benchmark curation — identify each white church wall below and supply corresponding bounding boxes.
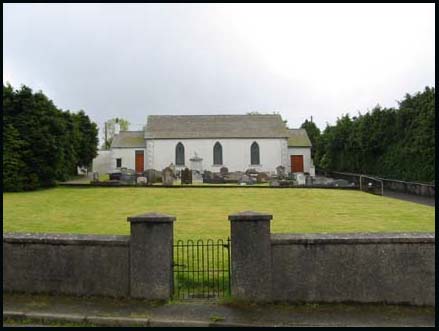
[287,147,312,173]
[92,150,112,175]
[111,148,146,171]
[147,138,286,173]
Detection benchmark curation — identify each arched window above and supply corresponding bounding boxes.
[175,142,185,166]
[213,142,223,165]
[251,142,260,165]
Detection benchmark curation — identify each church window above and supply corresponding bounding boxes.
[251,142,260,165]
[176,142,185,165]
[213,142,223,165]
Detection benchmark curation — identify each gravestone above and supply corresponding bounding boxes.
[144,169,162,184]
[239,174,254,185]
[192,170,203,184]
[227,171,243,182]
[181,167,192,185]
[169,163,176,175]
[270,180,280,187]
[189,154,203,173]
[203,170,213,183]
[162,167,174,186]
[137,176,147,185]
[276,166,286,179]
[220,167,229,176]
[212,173,226,184]
[245,168,258,176]
[121,169,136,185]
[296,173,306,185]
[256,172,269,183]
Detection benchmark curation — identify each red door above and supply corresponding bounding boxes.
[291,155,304,173]
[135,151,144,174]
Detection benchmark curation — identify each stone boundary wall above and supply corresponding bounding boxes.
[228,212,435,307]
[325,170,435,198]
[271,233,435,306]
[3,213,176,300]
[3,233,130,297]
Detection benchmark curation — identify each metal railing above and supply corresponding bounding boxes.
[173,238,231,300]
[359,175,384,196]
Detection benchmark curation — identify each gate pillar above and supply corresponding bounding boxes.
[228,211,273,302]
[127,212,175,300]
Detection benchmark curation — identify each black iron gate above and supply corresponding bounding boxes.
[172,238,231,300]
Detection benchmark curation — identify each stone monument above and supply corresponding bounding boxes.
[162,167,174,186]
[181,167,193,185]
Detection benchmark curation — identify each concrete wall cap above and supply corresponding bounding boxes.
[228,211,273,221]
[127,212,176,223]
[3,232,129,246]
[271,232,435,245]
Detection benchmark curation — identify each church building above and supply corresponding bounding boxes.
[97,114,313,175]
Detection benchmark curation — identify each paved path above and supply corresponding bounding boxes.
[3,293,434,327]
[383,190,435,207]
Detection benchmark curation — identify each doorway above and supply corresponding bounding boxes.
[135,150,144,174]
[291,155,304,173]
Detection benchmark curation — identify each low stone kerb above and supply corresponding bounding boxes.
[127,212,176,223]
[228,210,273,222]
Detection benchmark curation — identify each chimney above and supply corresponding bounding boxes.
[114,122,120,135]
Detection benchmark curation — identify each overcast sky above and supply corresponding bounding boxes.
[3,3,435,137]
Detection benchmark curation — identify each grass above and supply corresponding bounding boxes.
[3,186,434,241]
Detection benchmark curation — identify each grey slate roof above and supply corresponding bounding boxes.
[144,115,289,139]
[111,131,145,148]
[288,129,312,147]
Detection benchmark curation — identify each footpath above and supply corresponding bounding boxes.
[3,293,435,327]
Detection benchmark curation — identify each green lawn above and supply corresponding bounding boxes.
[3,187,434,240]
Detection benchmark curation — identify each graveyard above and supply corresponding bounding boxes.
[3,186,434,241]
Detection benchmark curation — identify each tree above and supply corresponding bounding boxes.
[315,87,435,182]
[73,111,99,168]
[300,117,321,161]
[102,117,130,149]
[2,84,99,191]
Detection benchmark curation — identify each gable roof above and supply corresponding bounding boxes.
[144,115,289,139]
[111,131,145,148]
[288,129,312,147]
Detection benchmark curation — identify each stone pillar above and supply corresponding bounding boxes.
[228,211,273,302]
[127,212,175,300]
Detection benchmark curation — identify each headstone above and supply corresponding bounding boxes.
[226,171,243,182]
[245,168,258,176]
[192,170,203,184]
[109,171,122,181]
[189,153,203,173]
[276,165,286,179]
[162,167,174,186]
[296,173,306,185]
[239,174,254,185]
[203,170,213,183]
[121,169,136,185]
[220,167,229,176]
[212,173,226,184]
[137,176,147,185]
[181,167,192,185]
[169,163,176,175]
[144,169,162,184]
[270,180,280,187]
[256,172,269,183]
